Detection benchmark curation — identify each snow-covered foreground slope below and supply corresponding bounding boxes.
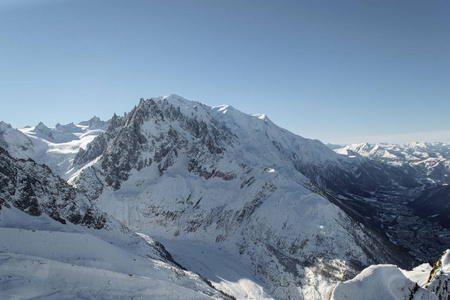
[330,264,434,300]
[69,95,424,299]
[158,237,273,300]
[0,145,232,299]
[0,207,231,300]
[329,250,450,300]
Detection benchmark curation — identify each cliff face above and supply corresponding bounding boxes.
[0,146,107,229]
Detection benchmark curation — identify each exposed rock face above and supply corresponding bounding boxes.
[55,122,83,133]
[78,115,108,129]
[425,250,450,298]
[0,147,108,229]
[73,114,123,167]
[73,98,234,190]
[34,122,54,139]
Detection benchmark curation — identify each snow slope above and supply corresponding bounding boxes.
[330,264,434,300]
[0,145,232,299]
[158,237,273,300]
[0,207,231,300]
[0,121,34,159]
[329,250,450,300]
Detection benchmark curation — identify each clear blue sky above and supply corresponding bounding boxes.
[1,0,449,144]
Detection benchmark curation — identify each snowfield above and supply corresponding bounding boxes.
[0,207,231,299]
[330,250,450,300]
[16,118,107,179]
[330,264,435,300]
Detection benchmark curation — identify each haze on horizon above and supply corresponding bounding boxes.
[0,0,449,145]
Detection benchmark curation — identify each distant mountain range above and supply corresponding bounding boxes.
[334,142,450,229]
[334,142,450,184]
[1,95,449,299]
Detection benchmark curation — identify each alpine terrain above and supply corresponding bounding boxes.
[1,95,449,299]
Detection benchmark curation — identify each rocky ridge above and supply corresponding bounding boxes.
[0,146,108,228]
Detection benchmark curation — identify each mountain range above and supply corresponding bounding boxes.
[1,95,449,299]
[334,142,450,229]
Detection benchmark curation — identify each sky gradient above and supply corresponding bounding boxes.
[1,0,449,144]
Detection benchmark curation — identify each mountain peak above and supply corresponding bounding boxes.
[142,94,197,109]
[0,121,13,130]
[409,141,428,148]
[35,121,49,130]
[33,122,54,139]
[213,104,239,115]
[78,116,107,129]
[252,113,270,122]
[162,93,192,103]
[55,122,83,133]
[161,94,203,111]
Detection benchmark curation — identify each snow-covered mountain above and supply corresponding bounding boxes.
[334,142,450,234]
[0,146,233,299]
[65,95,442,299]
[329,249,450,300]
[8,117,110,179]
[1,94,449,299]
[0,121,34,159]
[334,142,450,184]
